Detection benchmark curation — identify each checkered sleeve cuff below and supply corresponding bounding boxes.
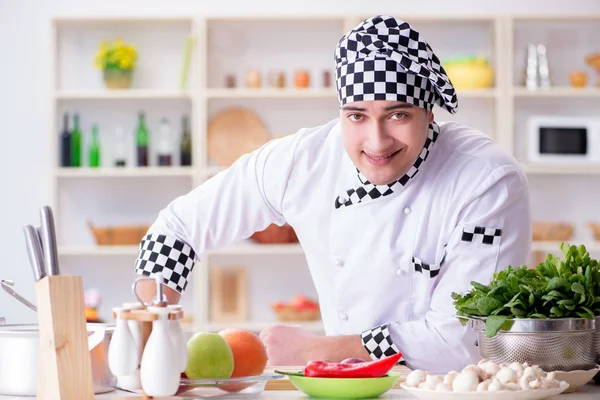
[361,324,403,361]
[134,233,197,294]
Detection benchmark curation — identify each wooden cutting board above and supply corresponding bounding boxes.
[264,365,411,390]
[207,107,271,166]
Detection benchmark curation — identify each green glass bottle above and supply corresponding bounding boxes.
[180,115,192,166]
[136,112,149,167]
[71,113,82,167]
[89,124,100,167]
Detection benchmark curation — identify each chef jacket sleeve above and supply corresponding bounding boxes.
[133,132,303,294]
[359,164,531,372]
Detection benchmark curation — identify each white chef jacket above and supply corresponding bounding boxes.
[136,118,532,373]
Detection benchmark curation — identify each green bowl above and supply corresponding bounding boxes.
[286,371,401,399]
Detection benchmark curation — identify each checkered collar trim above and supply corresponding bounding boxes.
[334,15,458,114]
[335,122,439,209]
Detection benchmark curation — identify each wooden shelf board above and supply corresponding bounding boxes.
[512,87,600,98]
[205,88,336,99]
[55,89,193,100]
[55,167,195,178]
[58,245,139,256]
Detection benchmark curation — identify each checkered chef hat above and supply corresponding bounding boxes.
[334,15,458,113]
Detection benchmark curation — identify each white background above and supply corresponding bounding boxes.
[2,0,600,325]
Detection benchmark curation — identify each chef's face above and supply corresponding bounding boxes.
[340,100,434,185]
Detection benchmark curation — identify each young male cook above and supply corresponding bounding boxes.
[134,15,532,373]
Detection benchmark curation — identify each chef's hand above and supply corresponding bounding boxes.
[259,325,371,366]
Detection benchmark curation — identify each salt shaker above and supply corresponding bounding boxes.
[525,44,539,90]
[537,44,551,88]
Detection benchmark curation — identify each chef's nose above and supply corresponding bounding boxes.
[365,122,394,150]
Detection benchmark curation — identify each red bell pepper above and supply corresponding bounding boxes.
[303,352,402,378]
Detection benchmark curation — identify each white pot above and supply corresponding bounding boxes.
[0,323,117,396]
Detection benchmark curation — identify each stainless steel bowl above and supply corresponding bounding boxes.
[469,317,597,372]
[0,322,116,396]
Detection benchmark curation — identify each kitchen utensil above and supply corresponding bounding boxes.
[207,107,270,166]
[399,381,569,400]
[537,44,551,88]
[281,370,400,399]
[39,205,60,276]
[177,373,284,396]
[0,279,37,312]
[23,224,46,281]
[468,317,597,372]
[525,44,539,89]
[0,323,116,396]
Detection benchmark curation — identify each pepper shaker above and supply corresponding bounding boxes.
[245,70,262,88]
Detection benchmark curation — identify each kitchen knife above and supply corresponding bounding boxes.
[39,206,60,276]
[23,225,46,281]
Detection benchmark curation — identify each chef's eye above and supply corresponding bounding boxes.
[391,112,408,120]
[347,113,364,122]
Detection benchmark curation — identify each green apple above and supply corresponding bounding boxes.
[185,332,234,379]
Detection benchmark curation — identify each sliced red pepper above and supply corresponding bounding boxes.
[303,352,402,378]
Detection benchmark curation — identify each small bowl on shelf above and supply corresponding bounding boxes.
[88,222,149,246]
[176,373,284,397]
[588,222,600,241]
[531,222,573,242]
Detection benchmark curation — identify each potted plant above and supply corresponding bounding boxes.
[94,38,138,89]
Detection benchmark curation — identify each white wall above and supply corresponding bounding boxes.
[1,0,600,325]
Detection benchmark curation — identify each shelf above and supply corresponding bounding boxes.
[55,89,193,100]
[209,243,304,256]
[457,88,498,98]
[521,164,600,175]
[58,245,139,256]
[205,88,336,99]
[55,167,196,178]
[511,87,600,98]
[204,320,324,333]
[531,241,600,253]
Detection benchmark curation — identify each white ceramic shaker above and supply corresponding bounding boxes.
[167,304,188,372]
[115,302,145,391]
[107,306,138,378]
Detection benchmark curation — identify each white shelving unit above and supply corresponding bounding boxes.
[49,13,600,334]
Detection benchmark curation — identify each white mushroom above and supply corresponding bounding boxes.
[477,358,490,366]
[476,379,491,391]
[509,361,524,378]
[421,374,443,390]
[435,382,451,392]
[506,382,521,391]
[529,378,543,390]
[519,374,534,390]
[482,361,501,378]
[522,366,538,381]
[462,364,486,381]
[452,370,480,392]
[546,371,556,381]
[443,371,459,387]
[488,378,505,392]
[405,370,428,387]
[496,366,518,384]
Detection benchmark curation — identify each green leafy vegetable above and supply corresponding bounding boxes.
[452,243,600,337]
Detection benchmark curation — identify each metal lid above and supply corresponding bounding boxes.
[467,317,596,333]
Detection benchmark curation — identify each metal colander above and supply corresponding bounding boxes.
[469,317,598,372]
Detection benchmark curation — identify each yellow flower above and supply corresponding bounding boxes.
[94,37,138,70]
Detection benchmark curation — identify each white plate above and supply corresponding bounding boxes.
[554,365,600,393]
[400,381,569,400]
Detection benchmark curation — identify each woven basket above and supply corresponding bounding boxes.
[88,222,149,246]
[532,222,573,241]
[250,223,298,244]
[272,306,320,322]
[589,223,600,241]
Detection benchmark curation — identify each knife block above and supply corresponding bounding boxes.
[35,275,95,400]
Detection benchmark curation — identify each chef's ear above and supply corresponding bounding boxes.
[427,110,434,124]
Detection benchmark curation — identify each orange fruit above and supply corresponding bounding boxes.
[218,328,268,377]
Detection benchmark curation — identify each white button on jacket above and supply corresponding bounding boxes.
[137,119,532,374]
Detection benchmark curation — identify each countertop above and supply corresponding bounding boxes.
[1,384,599,399]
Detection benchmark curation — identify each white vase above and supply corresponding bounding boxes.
[140,306,180,396]
[107,307,138,378]
[168,305,188,373]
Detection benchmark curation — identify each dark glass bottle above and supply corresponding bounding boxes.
[114,125,127,167]
[71,113,82,167]
[135,112,149,167]
[157,118,173,166]
[60,112,71,167]
[180,115,192,166]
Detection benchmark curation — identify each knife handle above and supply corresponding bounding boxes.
[40,206,60,276]
[23,225,47,281]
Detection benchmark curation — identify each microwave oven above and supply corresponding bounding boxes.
[527,116,600,163]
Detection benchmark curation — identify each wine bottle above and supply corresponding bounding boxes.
[157,118,173,166]
[60,112,71,167]
[114,125,127,167]
[180,115,191,166]
[89,124,100,167]
[71,113,82,167]
[136,112,149,167]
